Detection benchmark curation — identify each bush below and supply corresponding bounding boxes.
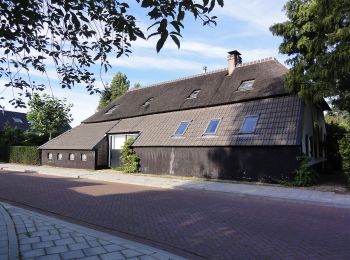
[0,145,9,162]
[282,155,319,187]
[9,146,40,165]
[118,138,140,173]
[339,134,350,185]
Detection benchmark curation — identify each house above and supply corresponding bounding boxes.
[0,110,31,131]
[39,51,328,181]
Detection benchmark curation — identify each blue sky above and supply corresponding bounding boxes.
[1,0,288,127]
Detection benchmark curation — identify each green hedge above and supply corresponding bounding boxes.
[9,146,40,165]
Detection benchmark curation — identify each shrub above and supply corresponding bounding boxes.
[9,146,40,165]
[119,138,140,173]
[282,155,319,187]
[0,145,9,162]
[339,134,350,185]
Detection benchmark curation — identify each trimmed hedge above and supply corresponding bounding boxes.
[9,146,40,165]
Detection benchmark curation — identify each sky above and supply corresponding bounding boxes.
[0,0,289,127]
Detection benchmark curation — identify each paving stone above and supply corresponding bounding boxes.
[100,251,126,260]
[22,248,45,258]
[0,254,7,260]
[68,242,90,251]
[61,249,85,259]
[73,236,86,243]
[54,237,75,246]
[30,230,50,238]
[41,234,61,242]
[45,245,69,254]
[103,244,125,253]
[83,246,107,256]
[32,240,55,249]
[87,240,101,248]
[20,236,41,245]
[78,256,100,260]
[139,255,158,260]
[37,254,61,260]
[121,249,144,258]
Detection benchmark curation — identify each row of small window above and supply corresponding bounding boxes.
[105,80,255,114]
[174,115,259,137]
[47,153,88,161]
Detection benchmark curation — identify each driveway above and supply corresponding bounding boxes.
[0,170,349,259]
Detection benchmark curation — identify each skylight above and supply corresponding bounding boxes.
[240,115,259,134]
[238,80,255,91]
[187,89,200,99]
[173,121,191,136]
[203,118,221,135]
[143,98,154,108]
[105,105,118,114]
[12,117,23,124]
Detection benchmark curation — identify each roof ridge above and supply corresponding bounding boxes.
[236,57,276,68]
[128,68,227,92]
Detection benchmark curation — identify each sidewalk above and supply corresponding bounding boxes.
[0,202,184,260]
[1,163,350,208]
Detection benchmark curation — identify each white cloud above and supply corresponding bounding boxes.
[217,0,287,33]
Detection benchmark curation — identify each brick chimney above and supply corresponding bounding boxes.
[227,50,242,76]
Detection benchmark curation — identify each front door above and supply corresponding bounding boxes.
[109,134,138,168]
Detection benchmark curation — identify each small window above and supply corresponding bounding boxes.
[143,98,153,108]
[105,105,118,114]
[81,154,87,161]
[12,117,23,124]
[238,80,255,91]
[204,119,221,135]
[240,115,258,134]
[174,121,190,136]
[57,153,63,160]
[187,90,200,99]
[69,153,75,161]
[48,153,53,160]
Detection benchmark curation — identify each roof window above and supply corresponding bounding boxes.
[238,80,255,91]
[187,90,200,99]
[240,115,259,134]
[12,117,23,124]
[173,121,191,136]
[143,98,154,108]
[105,105,118,114]
[203,118,221,135]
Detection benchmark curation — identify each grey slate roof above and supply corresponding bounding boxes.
[0,110,30,131]
[39,121,118,150]
[83,59,288,123]
[108,96,302,147]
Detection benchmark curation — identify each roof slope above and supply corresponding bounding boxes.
[109,96,302,146]
[84,59,288,123]
[39,121,118,150]
[0,110,31,130]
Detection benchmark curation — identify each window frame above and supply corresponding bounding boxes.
[203,118,222,136]
[57,153,63,160]
[239,115,259,134]
[105,105,118,114]
[48,153,53,160]
[237,79,255,91]
[69,153,75,161]
[81,153,87,162]
[187,89,201,99]
[173,121,191,137]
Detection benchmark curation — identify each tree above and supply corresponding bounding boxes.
[0,0,223,108]
[270,0,350,112]
[133,83,142,89]
[27,94,73,140]
[97,72,130,110]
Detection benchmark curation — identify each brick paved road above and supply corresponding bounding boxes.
[0,171,349,259]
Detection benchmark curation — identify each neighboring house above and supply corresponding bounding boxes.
[0,110,31,131]
[39,51,328,181]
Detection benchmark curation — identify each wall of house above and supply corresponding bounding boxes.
[301,101,326,164]
[134,146,301,181]
[95,137,109,168]
[41,149,96,170]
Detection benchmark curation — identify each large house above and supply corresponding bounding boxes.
[39,51,328,181]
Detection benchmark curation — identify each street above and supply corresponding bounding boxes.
[0,170,349,259]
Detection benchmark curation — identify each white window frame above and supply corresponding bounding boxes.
[187,89,201,99]
[69,153,75,161]
[105,105,118,114]
[48,153,53,160]
[238,79,255,91]
[57,153,63,160]
[173,121,191,137]
[203,118,222,136]
[239,115,259,134]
